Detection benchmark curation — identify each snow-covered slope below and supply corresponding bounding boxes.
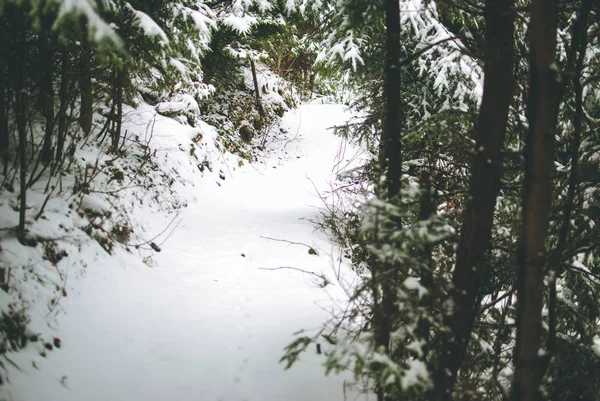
[3,103,370,401]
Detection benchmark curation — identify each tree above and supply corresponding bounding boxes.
[283,0,600,400]
[433,1,515,400]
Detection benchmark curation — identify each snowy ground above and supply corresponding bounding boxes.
[4,102,371,401]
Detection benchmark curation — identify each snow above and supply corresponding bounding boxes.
[285,0,296,13]
[128,5,169,44]
[156,101,188,115]
[55,0,119,43]
[219,0,260,34]
[3,103,368,401]
[223,14,259,34]
[324,35,365,71]
[169,58,189,76]
[403,277,428,300]
[172,4,216,49]
[156,94,200,116]
[79,194,112,216]
[400,360,428,390]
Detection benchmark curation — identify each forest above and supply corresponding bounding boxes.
[0,0,599,400]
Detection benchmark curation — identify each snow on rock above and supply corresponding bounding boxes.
[79,194,112,216]
[242,62,294,111]
[156,94,200,117]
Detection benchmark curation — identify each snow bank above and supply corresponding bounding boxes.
[156,94,200,116]
[0,98,240,399]
[1,101,371,401]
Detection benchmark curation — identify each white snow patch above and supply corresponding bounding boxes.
[129,5,168,44]
[401,359,429,389]
[403,277,428,299]
[3,103,368,401]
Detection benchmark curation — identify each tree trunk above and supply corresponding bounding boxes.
[276,55,282,75]
[55,49,70,169]
[379,0,402,199]
[79,20,93,136]
[309,70,316,98]
[40,25,55,165]
[417,171,434,346]
[511,0,559,400]
[0,38,8,174]
[13,7,28,244]
[250,58,265,119]
[432,1,515,400]
[113,81,123,152]
[110,68,127,153]
[372,2,402,401]
[545,0,592,367]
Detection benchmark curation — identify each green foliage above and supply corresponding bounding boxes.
[283,1,600,400]
[42,242,69,266]
[281,336,312,370]
[111,224,132,244]
[202,27,245,88]
[0,305,29,354]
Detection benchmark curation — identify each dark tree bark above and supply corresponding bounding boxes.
[250,58,265,119]
[13,7,28,244]
[308,70,316,98]
[55,49,71,169]
[512,0,559,400]
[546,0,592,367]
[372,3,402,401]
[417,171,434,347]
[109,67,128,153]
[432,1,515,400]
[0,45,8,174]
[40,25,55,165]
[379,0,402,199]
[374,0,403,346]
[112,74,124,152]
[0,15,9,174]
[79,20,93,136]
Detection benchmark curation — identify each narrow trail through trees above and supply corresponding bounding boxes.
[7,103,367,401]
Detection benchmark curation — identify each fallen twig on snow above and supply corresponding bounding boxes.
[259,235,316,252]
[128,213,181,251]
[258,266,328,286]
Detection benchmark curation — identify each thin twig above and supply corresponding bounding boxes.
[260,235,315,250]
[3,355,23,372]
[128,213,181,248]
[259,266,326,281]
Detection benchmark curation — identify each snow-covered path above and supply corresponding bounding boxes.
[8,103,368,401]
